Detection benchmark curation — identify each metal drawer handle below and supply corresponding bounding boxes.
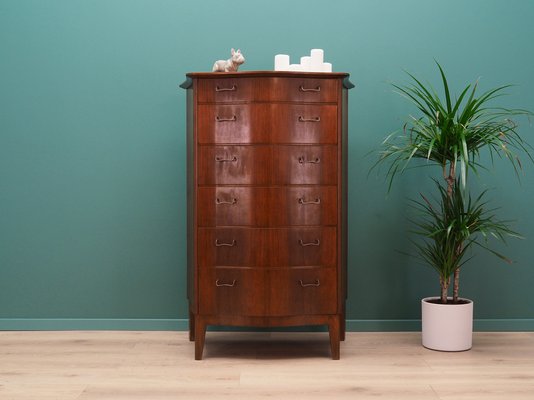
[215,156,238,162]
[298,116,321,122]
[299,279,320,287]
[215,85,237,92]
[216,279,237,287]
[216,115,237,122]
[298,197,321,205]
[299,239,320,246]
[298,156,320,164]
[216,197,238,205]
[299,85,321,92]
[215,239,236,247]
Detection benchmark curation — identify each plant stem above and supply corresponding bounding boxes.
[440,276,450,303]
[450,163,462,303]
[453,269,460,302]
[444,161,461,303]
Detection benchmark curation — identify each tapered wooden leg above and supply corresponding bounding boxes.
[328,315,340,360]
[194,317,206,360]
[340,307,346,341]
[189,311,195,342]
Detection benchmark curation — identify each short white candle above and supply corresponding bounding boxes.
[288,64,303,71]
[322,62,332,72]
[274,54,290,71]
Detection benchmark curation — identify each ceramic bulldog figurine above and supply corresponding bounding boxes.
[212,48,245,72]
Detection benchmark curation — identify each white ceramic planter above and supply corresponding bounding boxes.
[421,297,473,351]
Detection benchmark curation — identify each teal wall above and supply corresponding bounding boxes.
[1,0,533,330]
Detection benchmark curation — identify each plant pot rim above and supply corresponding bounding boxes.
[422,296,473,306]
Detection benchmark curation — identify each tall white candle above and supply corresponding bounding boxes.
[310,49,324,72]
[274,54,290,71]
[300,56,312,72]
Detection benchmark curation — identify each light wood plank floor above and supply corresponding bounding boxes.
[1,331,533,399]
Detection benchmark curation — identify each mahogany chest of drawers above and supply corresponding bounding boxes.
[181,71,353,359]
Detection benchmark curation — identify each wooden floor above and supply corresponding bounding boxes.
[1,331,533,399]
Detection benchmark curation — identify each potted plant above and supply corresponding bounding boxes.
[375,62,532,351]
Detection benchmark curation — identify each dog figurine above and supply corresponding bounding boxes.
[212,48,245,72]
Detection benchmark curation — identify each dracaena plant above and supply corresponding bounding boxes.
[375,62,532,303]
[411,180,520,304]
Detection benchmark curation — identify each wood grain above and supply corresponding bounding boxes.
[189,73,348,359]
[1,331,533,399]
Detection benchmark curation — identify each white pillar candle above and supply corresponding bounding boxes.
[300,56,312,72]
[310,49,324,72]
[274,54,290,71]
[322,62,332,72]
[288,64,303,71]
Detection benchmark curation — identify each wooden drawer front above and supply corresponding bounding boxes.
[283,227,336,267]
[197,104,269,144]
[198,146,337,185]
[271,104,337,144]
[197,186,337,227]
[199,268,265,316]
[198,227,335,267]
[197,104,336,144]
[268,268,337,316]
[284,186,337,226]
[197,78,254,103]
[275,145,337,184]
[197,187,270,226]
[198,146,271,185]
[198,228,266,267]
[266,78,338,103]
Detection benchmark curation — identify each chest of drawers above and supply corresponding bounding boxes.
[181,71,353,359]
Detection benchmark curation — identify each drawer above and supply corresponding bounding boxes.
[198,228,266,267]
[197,77,338,103]
[268,268,337,316]
[284,186,337,226]
[197,187,270,226]
[275,145,338,184]
[197,104,337,144]
[282,227,337,267]
[271,104,337,144]
[198,146,272,185]
[198,267,337,317]
[198,227,336,267]
[265,77,338,103]
[197,104,269,144]
[199,267,266,316]
[197,186,337,227]
[198,145,337,185]
[197,78,254,103]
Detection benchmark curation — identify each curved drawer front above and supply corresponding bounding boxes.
[197,104,337,144]
[284,186,337,226]
[199,267,266,316]
[266,77,338,103]
[197,186,337,227]
[198,145,337,185]
[198,146,271,185]
[197,77,338,103]
[197,104,262,144]
[283,227,336,267]
[197,78,254,103]
[271,104,337,144]
[198,227,336,267]
[198,228,264,267]
[198,267,337,317]
[275,145,338,184]
[268,267,337,316]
